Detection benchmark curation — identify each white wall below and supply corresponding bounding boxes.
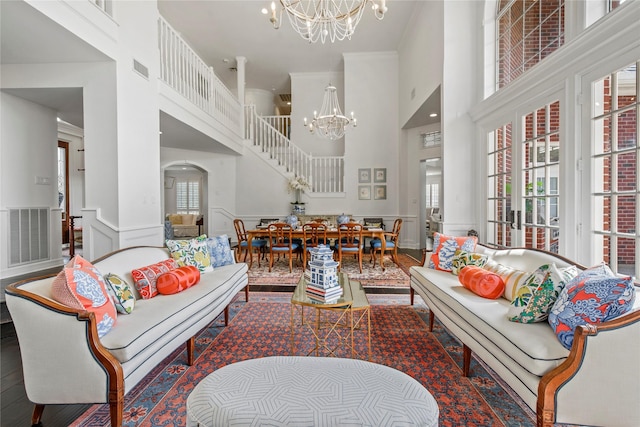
[245,88,276,116]
[0,93,62,278]
[398,1,444,129]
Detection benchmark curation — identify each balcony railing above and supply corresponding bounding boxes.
[158,16,242,136]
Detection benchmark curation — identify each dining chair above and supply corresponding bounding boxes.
[336,222,364,273]
[302,222,328,268]
[267,222,300,272]
[370,218,403,268]
[233,219,267,268]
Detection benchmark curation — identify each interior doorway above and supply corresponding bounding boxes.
[58,141,70,246]
[420,157,442,251]
[163,165,208,237]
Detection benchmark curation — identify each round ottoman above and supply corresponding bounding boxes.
[187,356,439,426]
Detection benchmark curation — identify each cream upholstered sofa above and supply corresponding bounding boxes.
[5,246,248,427]
[167,213,201,237]
[410,245,640,427]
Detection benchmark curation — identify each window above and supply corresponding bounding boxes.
[592,61,639,277]
[176,178,200,215]
[486,100,562,253]
[496,0,565,89]
[487,123,513,248]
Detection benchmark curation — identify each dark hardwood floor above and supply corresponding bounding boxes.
[1,247,422,426]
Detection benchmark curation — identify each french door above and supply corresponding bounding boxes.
[487,100,562,252]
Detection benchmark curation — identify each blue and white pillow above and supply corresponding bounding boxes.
[206,234,235,268]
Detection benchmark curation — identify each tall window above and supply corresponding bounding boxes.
[176,178,200,215]
[592,61,639,276]
[487,123,513,248]
[496,0,565,89]
[522,100,561,253]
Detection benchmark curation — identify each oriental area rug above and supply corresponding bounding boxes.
[71,294,536,427]
[247,253,419,288]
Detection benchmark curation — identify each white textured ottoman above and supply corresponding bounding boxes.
[186,356,439,426]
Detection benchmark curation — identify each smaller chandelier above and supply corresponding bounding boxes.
[304,84,356,140]
[267,0,387,44]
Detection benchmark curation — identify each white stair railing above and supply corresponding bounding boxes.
[158,16,242,137]
[245,105,344,193]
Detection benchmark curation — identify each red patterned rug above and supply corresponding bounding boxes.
[248,253,419,288]
[71,295,535,427]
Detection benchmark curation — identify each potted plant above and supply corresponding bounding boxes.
[288,175,311,214]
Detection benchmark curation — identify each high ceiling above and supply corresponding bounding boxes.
[1,1,440,145]
[157,1,420,97]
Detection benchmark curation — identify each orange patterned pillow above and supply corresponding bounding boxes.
[51,255,117,337]
[458,265,505,299]
[131,259,178,299]
[157,266,201,295]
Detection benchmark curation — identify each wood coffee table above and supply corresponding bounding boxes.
[290,272,371,360]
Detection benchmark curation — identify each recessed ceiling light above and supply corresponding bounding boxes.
[429,113,438,118]
[287,101,291,105]
[261,7,268,14]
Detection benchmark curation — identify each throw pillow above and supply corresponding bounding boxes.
[458,265,505,299]
[104,273,135,315]
[483,260,530,302]
[156,265,201,295]
[51,255,117,337]
[165,235,213,273]
[507,263,579,323]
[548,264,635,350]
[131,259,178,299]
[207,234,235,268]
[429,233,478,272]
[451,250,488,276]
[168,214,183,225]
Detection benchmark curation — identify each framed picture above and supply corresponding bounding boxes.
[374,168,387,183]
[358,168,371,183]
[358,185,371,200]
[374,185,387,200]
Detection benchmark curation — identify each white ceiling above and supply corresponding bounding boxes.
[1,0,440,149]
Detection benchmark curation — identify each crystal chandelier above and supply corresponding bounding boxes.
[267,0,387,44]
[304,84,356,140]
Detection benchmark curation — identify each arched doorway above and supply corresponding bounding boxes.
[163,165,208,237]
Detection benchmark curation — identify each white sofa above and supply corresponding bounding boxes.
[167,213,202,237]
[410,245,640,427]
[5,246,248,427]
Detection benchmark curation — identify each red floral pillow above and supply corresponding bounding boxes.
[51,255,117,337]
[458,265,506,299]
[157,266,201,295]
[131,259,178,299]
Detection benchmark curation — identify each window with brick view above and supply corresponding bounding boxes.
[496,0,565,89]
[592,61,639,277]
[487,123,513,248]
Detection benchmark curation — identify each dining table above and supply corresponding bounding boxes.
[245,226,388,271]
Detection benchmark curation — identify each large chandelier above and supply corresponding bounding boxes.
[304,84,356,140]
[267,0,387,44]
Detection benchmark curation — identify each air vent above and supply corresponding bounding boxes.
[9,208,49,266]
[279,94,292,102]
[133,59,149,79]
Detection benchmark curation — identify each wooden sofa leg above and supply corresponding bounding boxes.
[462,344,472,377]
[245,284,249,302]
[109,398,123,427]
[224,306,229,326]
[428,311,435,332]
[410,288,414,305]
[187,336,195,366]
[31,404,45,426]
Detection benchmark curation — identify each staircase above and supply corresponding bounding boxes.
[244,105,344,193]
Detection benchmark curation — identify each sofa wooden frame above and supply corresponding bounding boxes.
[5,246,249,427]
[411,247,640,427]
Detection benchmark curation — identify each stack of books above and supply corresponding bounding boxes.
[305,282,343,304]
